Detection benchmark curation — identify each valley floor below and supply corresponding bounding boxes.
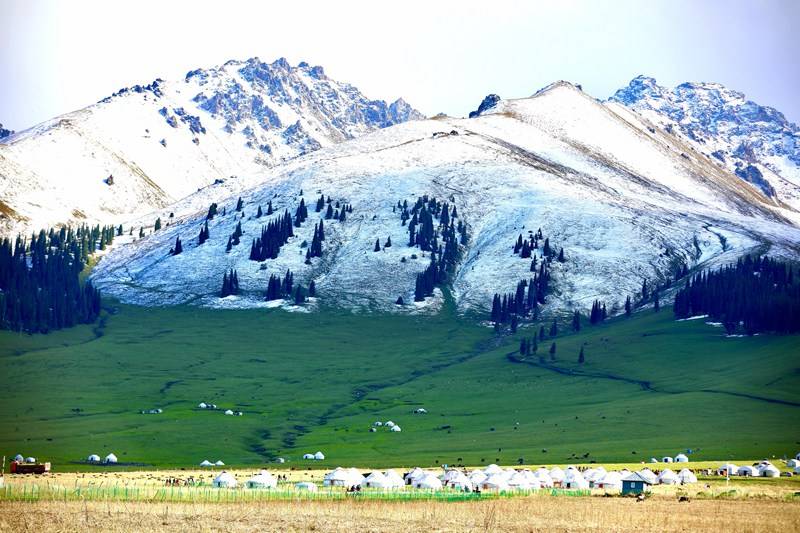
[0,302,798,467]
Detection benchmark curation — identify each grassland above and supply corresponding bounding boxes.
[0,302,798,469]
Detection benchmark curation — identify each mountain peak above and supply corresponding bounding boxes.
[468,94,501,118]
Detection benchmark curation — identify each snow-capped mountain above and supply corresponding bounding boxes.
[0,57,423,236]
[611,76,800,209]
[91,82,800,317]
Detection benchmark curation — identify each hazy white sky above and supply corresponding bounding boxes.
[1,0,798,130]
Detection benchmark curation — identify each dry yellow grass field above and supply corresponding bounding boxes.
[1,496,799,532]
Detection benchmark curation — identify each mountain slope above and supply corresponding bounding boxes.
[91,82,800,317]
[0,57,423,235]
[611,76,800,210]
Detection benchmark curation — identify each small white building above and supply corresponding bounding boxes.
[103,453,118,464]
[246,470,277,489]
[677,468,697,484]
[200,460,213,467]
[390,425,402,432]
[302,453,315,460]
[224,409,234,416]
[314,451,325,460]
[675,454,689,463]
[717,463,738,476]
[737,465,759,477]
[213,471,237,488]
[662,456,674,463]
[214,460,225,466]
[87,454,101,463]
[414,473,443,490]
[295,481,317,491]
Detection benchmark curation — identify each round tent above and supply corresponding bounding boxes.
[787,459,799,469]
[364,471,390,488]
[662,456,673,463]
[657,468,679,485]
[389,426,402,432]
[224,409,234,415]
[675,454,689,463]
[295,482,318,492]
[737,465,758,477]
[414,473,443,490]
[549,467,565,483]
[468,470,487,486]
[13,454,24,462]
[759,464,780,478]
[481,473,510,492]
[200,460,213,467]
[215,460,225,466]
[275,457,285,464]
[484,464,503,475]
[25,457,36,463]
[596,471,622,490]
[677,468,697,484]
[384,469,405,488]
[87,454,101,463]
[717,463,738,476]
[213,471,237,488]
[198,402,207,409]
[649,457,659,463]
[246,470,277,489]
[103,453,118,464]
[637,469,658,484]
[314,451,325,460]
[385,421,396,428]
[303,453,315,460]
[405,467,426,484]
[563,470,589,489]
[373,421,383,427]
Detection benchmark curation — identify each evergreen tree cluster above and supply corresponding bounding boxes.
[589,300,607,324]
[249,211,294,261]
[294,199,308,227]
[490,266,550,325]
[401,196,467,252]
[518,336,539,356]
[305,221,324,263]
[265,269,297,301]
[513,229,566,264]
[0,226,104,333]
[220,269,239,297]
[673,256,799,334]
[198,222,210,245]
[323,200,351,222]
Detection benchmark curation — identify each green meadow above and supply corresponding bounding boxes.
[0,302,797,470]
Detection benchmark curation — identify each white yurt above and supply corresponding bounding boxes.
[582,468,600,484]
[481,473,510,491]
[373,421,383,427]
[224,409,234,415]
[246,470,277,489]
[549,466,565,484]
[25,457,36,463]
[87,454,101,463]
[215,460,225,466]
[650,457,659,463]
[662,456,674,463]
[198,402,207,409]
[103,453,118,464]
[787,459,799,469]
[468,470,488,486]
[384,469,405,487]
[295,481,318,492]
[484,464,504,475]
[760,464,780,478]
[717,463,738,476]
[385,421,396,428]
[638,469,658,484]
[303,453,315,460]
[323,467,348,486]
[596,471,623,490]
[406,467,426,484]
[657,468,679,485]
[675,454,689,463]
[13,454,24,463]
[390,426,402,432]
[563,471,590,489]
[364,471,390,488]
[794,466,800,475]
[213,471,237,488]
[200,460,213,467]
[535,471,554,488]
[275,457,285,464]
[442,469,466,484]
[414,473,443,490]
[314,451,325,460]
[737,465,759,477]
[677,468,698,484]
[506,472,531,490]
[414,408,428,414]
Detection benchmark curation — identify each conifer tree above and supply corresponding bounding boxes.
[155,217,162,231]
[549,319,558,337]
[549,342,556,360]
[625,295,632,317]
[206,203,218,220]
[395,296,404,305]
[236,197,243,211]
[173,236,183,255]
[653,290,660,312]
[256,205,263,218]
[308,280,316,297]
[572,310,581,332]
[385,236,392,248]
[374,238,381,252]
[225,236,232,252]
[267,201,273,215]
[557,247,565,262]
[578,346,585,364]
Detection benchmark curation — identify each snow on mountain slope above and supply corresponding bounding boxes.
[0,57,423,236]
[91,82,800,317]
[611,76,800,211]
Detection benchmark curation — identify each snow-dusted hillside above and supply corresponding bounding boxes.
[0,57,423,235]
[611,76,800,210]
[91,82,800,318]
